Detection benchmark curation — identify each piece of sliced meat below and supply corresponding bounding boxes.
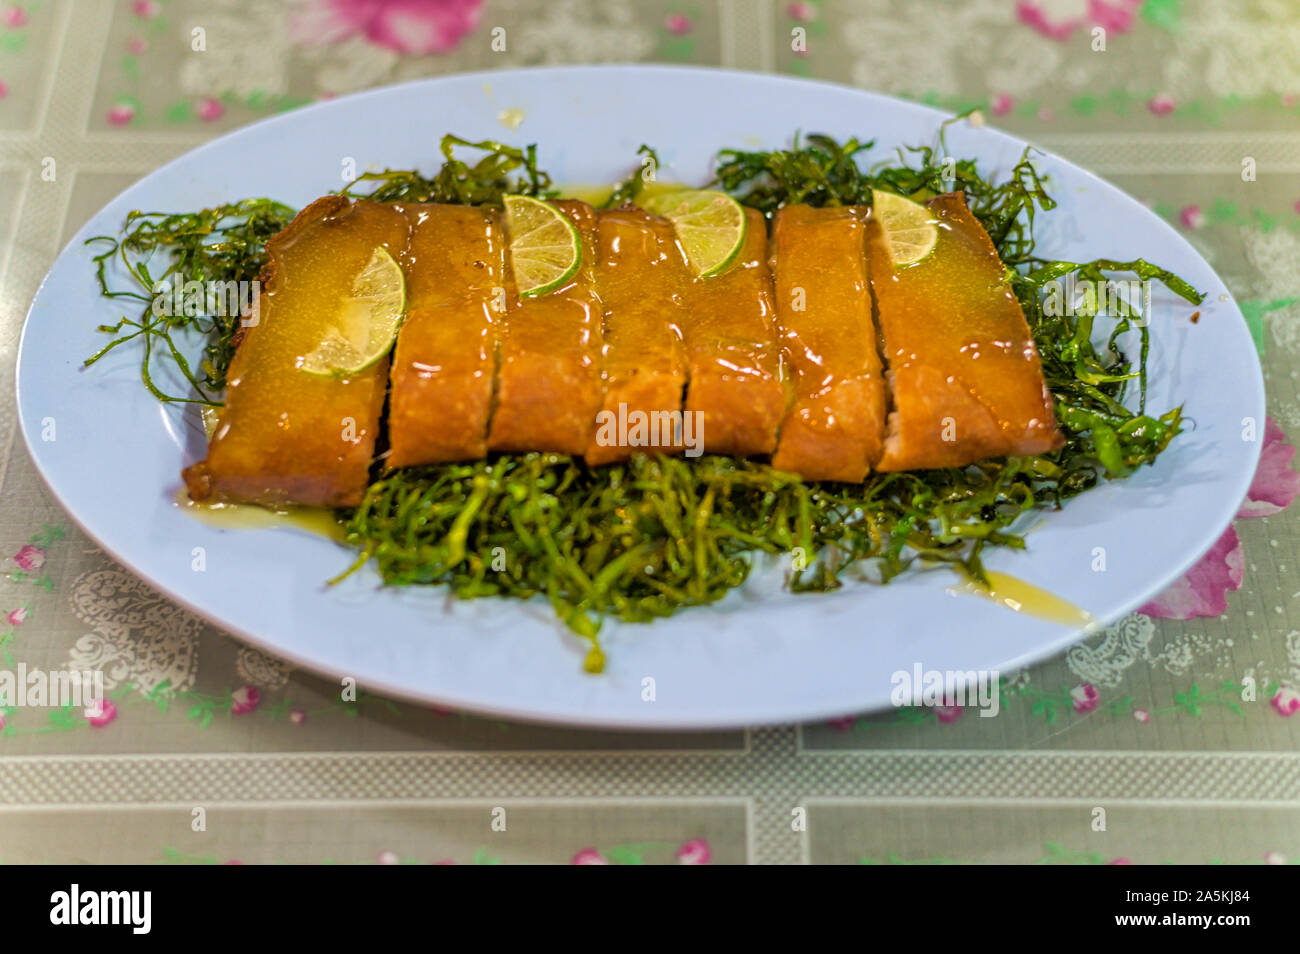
[488,199,604,456]
[387,203,504,467]
[867,191,1063,471]
[770,204,886,482]
[586,206,690,465]
[182,196,409,507]
[676,206,786,457]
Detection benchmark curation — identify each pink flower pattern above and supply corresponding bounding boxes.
[571,848,608,865]
[1070,684,1099,713]
[107,102,136,126]
[1179,205,1204,229]
[1238,418,1300,518]
[196,97,225,122]
[1147,94,1175,116]
[932,703,963,724]
[664,13,691,35]
[12,545,44,571]
[1139,526,1244,619]
[1142,418,1299,620]
[1270,687,1300,718]
[1016,0,1140,42]
[7,607,26,627]
[290,0,483,56]
[676,839,711,864]
[230,686,260,715]
[84,699,117,727]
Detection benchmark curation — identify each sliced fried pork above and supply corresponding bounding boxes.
[182,196,409,507]
[387,203,503,467]
[867,192,1063,471]
[770,204,886,482]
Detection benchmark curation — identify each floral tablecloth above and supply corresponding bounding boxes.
[0,0,1298,865]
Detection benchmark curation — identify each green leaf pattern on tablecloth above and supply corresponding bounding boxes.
[0,508,1295,740]
[153,840,706,865]
[861,842,1298,865]
[832,668,1299,733]
[4,0,1300,865]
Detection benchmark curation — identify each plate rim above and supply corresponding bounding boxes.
[15,64,1267,730]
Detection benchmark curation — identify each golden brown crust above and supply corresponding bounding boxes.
[386,204,502,467]
[188,192,1071,503]
[585,206,688,466]
[771,377,887,481]
[770,204,885,482]
[182,197,408,507]
[678,206,785,458]
[488,199,604,456]
[869,192,1063,472]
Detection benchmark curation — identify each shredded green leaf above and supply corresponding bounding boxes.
[84,199,295,404]
[85,128,1203,670]
[715,120,1054,265]
[85,136,552,403]
[601,144,661,208]
[338,133,1200,652]
[340,133,554,205]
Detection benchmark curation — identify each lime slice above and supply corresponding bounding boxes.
[503,195,581,297]
[300,245,406,377]
[872,191,939,267]
[641,189,746,278]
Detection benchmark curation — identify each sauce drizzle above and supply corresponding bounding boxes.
[952,569,1096,628]
[175,488,345,541]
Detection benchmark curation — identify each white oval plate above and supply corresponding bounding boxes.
[17,66,1263,729]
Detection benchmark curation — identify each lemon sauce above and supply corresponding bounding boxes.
[951,569,1096,628]
[556,181,691,208]
[174,488,346,541]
